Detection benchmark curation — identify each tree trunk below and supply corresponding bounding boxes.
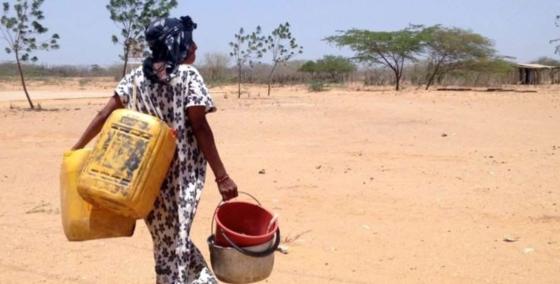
[15,49,34,109]
[394,69,401,91]
[425,61,443,90]
[267,64,278,96]
[121,44,130,77]
[237,65,242,98]
[394,57,405,91]
[425,70,438,90]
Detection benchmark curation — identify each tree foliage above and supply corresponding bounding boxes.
[106,0,177,77]
[229,26,266,98]
[463,58,514,74]
[326,25,424,90]
[299,55,356,82]
[299,60,316,74]
[0,0,59,109]
[264,22,302,95]
[421,25,495,89]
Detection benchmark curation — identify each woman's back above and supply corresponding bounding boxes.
[116,65,215,125]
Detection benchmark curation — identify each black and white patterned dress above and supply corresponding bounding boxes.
[115,65,217,284]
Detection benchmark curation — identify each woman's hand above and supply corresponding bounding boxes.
[217,175,238,201]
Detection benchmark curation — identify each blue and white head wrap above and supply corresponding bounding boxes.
[143,16,197,83]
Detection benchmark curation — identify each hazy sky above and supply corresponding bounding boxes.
[0,0,559,66]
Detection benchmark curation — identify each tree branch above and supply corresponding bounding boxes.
[0,27,14,46]
[371,44,397,72]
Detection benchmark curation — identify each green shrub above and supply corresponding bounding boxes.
[308,80,327,92]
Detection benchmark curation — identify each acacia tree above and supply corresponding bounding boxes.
[264,22,302,95]
[107,0,177,77]
[422,25,495,90]
[0,0,59,109]
[229,26,266,98]
[326,25,424,91]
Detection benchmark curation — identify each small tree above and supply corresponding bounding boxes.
[422,25,495,90]
[299,60,316,72]
[106,0,177,77]
[299,60,317,80]
[264,22,302,95]
[326,25,424,91]
[299,56,356,82]
[315,55,356,82]
[0,0,59,109]
[229,26,266,98]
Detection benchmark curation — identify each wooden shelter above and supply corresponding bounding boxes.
[516,63,560,85]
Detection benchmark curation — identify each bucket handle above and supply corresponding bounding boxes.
[233,191,262,206]
[218,227,281,258]
[210,191,263,238]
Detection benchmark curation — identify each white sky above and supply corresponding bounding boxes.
[0,0,559,66]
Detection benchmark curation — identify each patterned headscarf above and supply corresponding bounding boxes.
[143,16,197,83]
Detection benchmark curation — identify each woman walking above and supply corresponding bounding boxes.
[71,16,237,283]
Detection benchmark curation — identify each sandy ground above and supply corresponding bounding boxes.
[0,81,560,283]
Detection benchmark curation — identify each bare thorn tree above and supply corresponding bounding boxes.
[229,26,266,98]
[0,0,59,109]
[265,22,302,96]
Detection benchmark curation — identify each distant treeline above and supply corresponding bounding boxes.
[1,55,559,89]
[196,54,559,88]
[0,62,123,79]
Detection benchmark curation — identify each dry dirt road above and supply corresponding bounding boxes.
[1,84,559,283]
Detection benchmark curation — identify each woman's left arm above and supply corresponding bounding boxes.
[71,94,124,150]
[187,106,238,201]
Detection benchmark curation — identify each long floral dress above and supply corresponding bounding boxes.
[115,64,217,284]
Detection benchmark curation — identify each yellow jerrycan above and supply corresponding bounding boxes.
[78,109,176,219]
[60,149,135,241]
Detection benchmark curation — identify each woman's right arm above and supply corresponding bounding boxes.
[71,94,124,150]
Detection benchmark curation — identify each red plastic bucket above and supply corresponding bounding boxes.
[214,200,278,247]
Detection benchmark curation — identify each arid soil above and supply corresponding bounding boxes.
[1,81,559,283]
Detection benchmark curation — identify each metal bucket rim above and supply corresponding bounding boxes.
[208,227,280,258]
